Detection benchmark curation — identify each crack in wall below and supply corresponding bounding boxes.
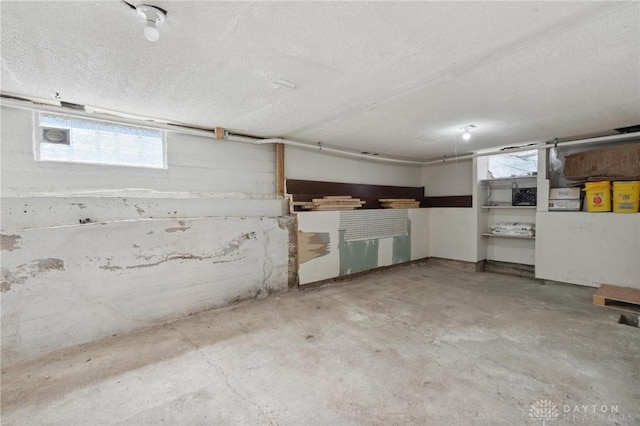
[124,253,214,269]
[99,232,259,271]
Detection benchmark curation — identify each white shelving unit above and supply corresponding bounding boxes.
[478,175,538,266]
[481,205,536,209]
[481,233,535,239]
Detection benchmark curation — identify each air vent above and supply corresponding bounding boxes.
[42,127,70,145]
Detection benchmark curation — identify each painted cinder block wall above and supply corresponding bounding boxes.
[0,106,293,366]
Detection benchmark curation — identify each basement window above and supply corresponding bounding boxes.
[36,113,166,169]
[487,150,538,179]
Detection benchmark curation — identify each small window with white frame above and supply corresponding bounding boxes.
[36,112,166,169]
[487,149,538,179]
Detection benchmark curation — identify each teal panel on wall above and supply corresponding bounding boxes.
[392,219,411,264]
[338,230,379,276]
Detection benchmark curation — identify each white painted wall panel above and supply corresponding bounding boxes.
[378,237,393,267]
[428,208,477,262]
[409,208,429,260]
[297,211,340,285]
[297,209,430,285]
[421,160,473,196]
[285,146,421,187]
[535,212,640,288]
[1,217,290,365]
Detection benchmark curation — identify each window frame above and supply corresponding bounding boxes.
[486,149,538,179]
[33,111,168,170]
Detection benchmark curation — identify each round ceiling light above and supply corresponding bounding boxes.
[136,4,166,42]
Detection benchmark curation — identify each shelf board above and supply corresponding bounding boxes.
[479,175,537,183]
[481,205,536,209]
[481,233,535,240]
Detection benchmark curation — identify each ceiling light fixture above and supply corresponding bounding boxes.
[462,125,476,141]
[136,4,167,42]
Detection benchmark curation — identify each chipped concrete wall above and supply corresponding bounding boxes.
[1,105,294,366]
[1,216,291,365]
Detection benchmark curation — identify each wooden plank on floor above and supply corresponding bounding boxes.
[593,284,640,314]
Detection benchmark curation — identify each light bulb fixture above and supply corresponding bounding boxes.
[461,124,476,141]
[136,4,166,42]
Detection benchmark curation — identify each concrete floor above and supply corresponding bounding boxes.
[2,264,639,425]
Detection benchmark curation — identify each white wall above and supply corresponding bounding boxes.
[1,105,292,366]
[536,212,640,288]
[420,160,478,263]
[1,107,276,196]
[285,146,422,187]
[297,209,429,285]
[428,208,477,262]
[421,160,473,196]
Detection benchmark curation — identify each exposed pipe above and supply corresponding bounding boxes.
[3,94,639,166]
[225,131,640,166]
[224,134,427,165]
[0,96,216,138]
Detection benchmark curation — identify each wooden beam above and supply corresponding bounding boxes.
[276,143,285,197]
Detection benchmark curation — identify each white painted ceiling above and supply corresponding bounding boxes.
[2,1,639,160]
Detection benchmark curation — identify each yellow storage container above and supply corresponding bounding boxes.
[583,181,611,212]
[612,181,640,213]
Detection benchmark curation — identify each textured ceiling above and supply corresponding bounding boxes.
[2,1,639,159]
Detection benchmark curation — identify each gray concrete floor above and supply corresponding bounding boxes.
[2,264,639,425]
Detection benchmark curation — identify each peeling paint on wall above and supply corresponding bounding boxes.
[298,231,330,264]
[1,217,290,365]
[98,232,258,271]
[1,258,64,292]
[1,234,22,251]
[217,232,256,256]
[338,230,379,276]
[165,227,190,233]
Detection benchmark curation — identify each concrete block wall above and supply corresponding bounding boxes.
[1,106,293,366]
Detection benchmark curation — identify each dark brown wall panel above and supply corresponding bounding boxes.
[422,195,472,208]
[286,179,472,209]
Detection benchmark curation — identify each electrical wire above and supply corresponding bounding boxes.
[120,0,136,10]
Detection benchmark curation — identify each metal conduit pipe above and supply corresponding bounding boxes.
[225,130,640,166]
[3,95,639,166]
[224,133,426,165]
